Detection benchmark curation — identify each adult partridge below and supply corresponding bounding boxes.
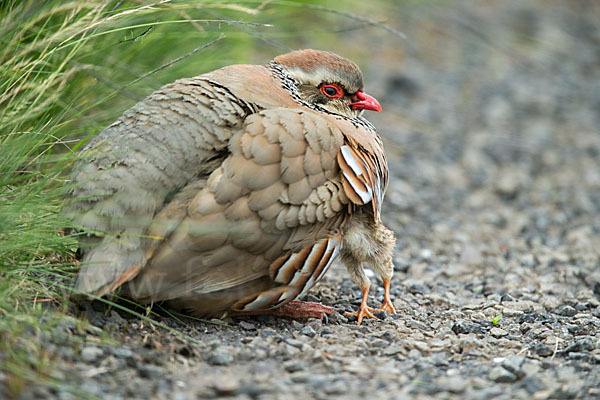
[68,49,396,324]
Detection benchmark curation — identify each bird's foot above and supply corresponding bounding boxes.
[233,301,340,320]
[376,278,396,314]
[272,301,341,320]
[343,285,379,324]
[344,304,378,325]
[376,298,396,314]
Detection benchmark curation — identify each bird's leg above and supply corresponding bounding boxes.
[367,222,397,315]
[232,301,340,320]
[376,277,396,314]
[343,282,378,324]
[341,259,379,324]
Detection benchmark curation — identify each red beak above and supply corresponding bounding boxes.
[349,91,382,112]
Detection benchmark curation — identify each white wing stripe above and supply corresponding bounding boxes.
[286,244,322,288]
[273,254,295,283]
[242,291,279,311]
[298,239,340,298]
[340,145,364,176]
[277,288,298,304]
[342,170,372,203]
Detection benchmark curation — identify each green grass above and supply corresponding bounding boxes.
[491,314,503,326]
[0,0,399,396]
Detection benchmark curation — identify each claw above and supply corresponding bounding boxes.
[376,301,396,314]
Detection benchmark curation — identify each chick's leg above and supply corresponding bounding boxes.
[369,223,397,315]
[343,261,378,324]
[345,281,378,324]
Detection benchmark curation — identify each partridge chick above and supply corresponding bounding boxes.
[68,49,396,324]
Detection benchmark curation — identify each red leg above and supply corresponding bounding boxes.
[376,278,396,314]
[232,301,340,320]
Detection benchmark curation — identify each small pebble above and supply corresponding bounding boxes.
[502,355,526,379]
[81,346,104,363]
[208,352,234,366]
[112,347,132,357]
[284,337,304,349]
[490,327,509,338]
[556,306,577,317]
[299,326,317,337]
[138,364,161,379]
[438,375,467,393]
[370,339,389,348]
[211,376,239,395]
[489,365,518,383]
[239,321,256,331]
[283,360,304,372]
[261,328,278,337]
[324,380,348,395]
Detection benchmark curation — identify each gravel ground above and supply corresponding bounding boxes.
[13,1,600,399]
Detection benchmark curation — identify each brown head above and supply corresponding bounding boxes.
[273,49,381,118]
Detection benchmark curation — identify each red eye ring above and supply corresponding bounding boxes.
[320,84,343,98]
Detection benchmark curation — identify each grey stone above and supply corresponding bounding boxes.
[502,355,526,379]
[534,344,554,357]
[489,365,518,383]
[438,375,467,393]
[556,305,577,317]
[211,376,240,395]
[261,328,278,337]
[80,380,103,396]
[283,360,305,372]
[208,352,234,366]
[284,337,304,349]
[490,327,509,338]
[138,364,161,379]
[323,380,348,395]
[111,347,134,358]
[321,327,333,335]
[236,383,263,397]
[370,339,389,348]
[299,326,317,337]
[81,346,104,363]
[383,345,404,356]
[562,339,594,354]
[239,321,256,331]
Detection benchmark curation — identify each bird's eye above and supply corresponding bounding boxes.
[320,84,343,98]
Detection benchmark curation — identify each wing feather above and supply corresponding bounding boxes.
[337,135,388,220]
